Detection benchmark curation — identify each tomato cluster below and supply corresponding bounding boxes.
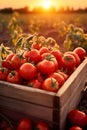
[0,114,50,130]
[0,46,86,92]
[67,109,87,130]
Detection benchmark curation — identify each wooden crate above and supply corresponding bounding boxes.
[0,58,87,130]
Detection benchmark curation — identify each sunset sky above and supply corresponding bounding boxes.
[0,0,87,10]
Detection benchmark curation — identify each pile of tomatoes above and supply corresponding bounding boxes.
[0,44,86,92]
[0,114,50,130]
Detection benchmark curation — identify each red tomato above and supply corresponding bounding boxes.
[61,53,76,73]
[0,67,8,81]
[37,59,56,75]
[17,118,32,130]
[6,70,21,84]
[2,60,12,69]
[73,47,86,61]
[6,53,15,61]
[68,109,87,127]
[28,79,42,89]
[41,53,58,70]
[35,121,49,130]
[42,77,59,92]
[11,54,27,69]
[24,49,41,63]
[32,42,42,50]
[39,47,50,55]
[19,63,37,80]
[49,72,65,87]
[64,51,81,67]
[69,126,83,130]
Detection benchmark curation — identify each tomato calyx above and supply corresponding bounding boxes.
[45,54,55,61]
[17,53,26,60]
[64,55,73,62]
[9,71,16,78]
[51,78,58,88]
[0,67,8,73]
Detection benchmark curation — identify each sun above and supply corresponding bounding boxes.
[42,0,51,9]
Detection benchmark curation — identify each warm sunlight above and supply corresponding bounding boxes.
[42,0,52,9]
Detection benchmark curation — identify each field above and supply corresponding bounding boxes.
[0,12,87,52]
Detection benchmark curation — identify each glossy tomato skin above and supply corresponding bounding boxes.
[19,63,37,80]
[35,121,49,130]
[11,54,27,70]
[61,53,76,74]
[0,67,8,81]
[69,126,83,130]
[73,47,86,61]
[6,70,21,84]
[68,109,87,127]
[49,72,65,87]
[41,53,58,70]
[42,77,59,92]
[24,49,41,63]
[37,59,56,75]
[17,118,32,130]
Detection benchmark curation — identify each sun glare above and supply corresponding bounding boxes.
[42,0,51,9]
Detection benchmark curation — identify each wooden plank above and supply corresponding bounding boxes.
[0,81,56,107]
[0,95,54,122]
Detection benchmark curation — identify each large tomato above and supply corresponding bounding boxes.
[41,53,58,70]
[24,49,41,63]
[68,109,87,127]
[6,70,21,84]
[19,63,37,80]
[69,126,83,130]
[17,118,32,130]
[49,72,65,87]
[73,47,86,61]
[37,59,56,75]
[11,53,27,69]
[35,121,49,130]
[42,77,59,92]
[0,67,8,81]
[61,53,76,74]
